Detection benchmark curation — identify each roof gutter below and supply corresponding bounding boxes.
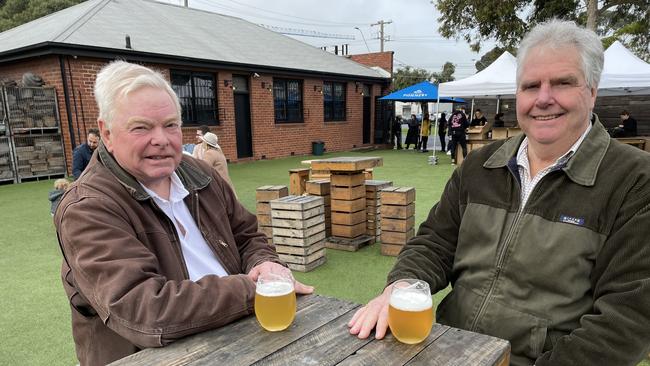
[58,55,76,148]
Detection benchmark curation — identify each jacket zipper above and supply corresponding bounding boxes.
[192,190,234,274]
[470,170,526,332]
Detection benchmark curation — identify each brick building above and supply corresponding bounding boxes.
[0,0,393,179]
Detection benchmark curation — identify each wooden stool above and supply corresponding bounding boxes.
[289,168,310,195]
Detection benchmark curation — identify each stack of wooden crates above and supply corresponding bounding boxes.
[380,187,416,256]
[255,185,288,244]
[364,180,393,242]
[330,171,367,240]
[270,195,327,272]
[305,179,332,237]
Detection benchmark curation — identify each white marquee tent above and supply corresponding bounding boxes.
[438,51,518,98]
[599,40,650,96]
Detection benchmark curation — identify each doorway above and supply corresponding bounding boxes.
[362,84,371,144]
[233,75,252,159]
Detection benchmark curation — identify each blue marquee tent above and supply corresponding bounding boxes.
[380,81,465,103]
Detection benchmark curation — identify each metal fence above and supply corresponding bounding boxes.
[1,86,66,183]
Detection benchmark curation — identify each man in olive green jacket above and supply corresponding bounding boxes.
[348,20,650,366]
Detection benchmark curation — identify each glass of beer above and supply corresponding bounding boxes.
[254,272,296,332]
[388,279,434,344]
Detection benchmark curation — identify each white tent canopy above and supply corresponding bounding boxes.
[438,52,518,98]
[598,40,650,96]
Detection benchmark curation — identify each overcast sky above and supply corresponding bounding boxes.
[157,0,496,79]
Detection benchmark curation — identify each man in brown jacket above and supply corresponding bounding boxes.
[55,60,313,365]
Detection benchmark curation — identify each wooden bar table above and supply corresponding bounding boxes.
[110,294,510,366]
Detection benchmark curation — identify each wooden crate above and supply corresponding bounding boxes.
[256,214,272,226]
[331,185,365,200]
[286,256,327,272]
[305,179,330,195]
[272,222,326,239]
[331,222,367,238]
[381,228,415,245]
[330,172,365,187]
[331,210,366,225]
[256,185,288,202]
[270,195,323,211]
[380,187,416,205]
[272,215,323,229]
[381,203,415,219]
[365,180,393,192]
[278,248,326,265]
[275,240,325,256]
[331,197,365,212]
[288,168,310,195]
[256,202,271,215]
[259,226,273,238]
[382,216,415,232]
[310,157,382,172]
[273,231,326,246]
[380,243,403,257]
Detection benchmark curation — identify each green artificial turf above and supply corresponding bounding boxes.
[1,149,648,366]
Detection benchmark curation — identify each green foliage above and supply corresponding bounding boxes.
[431,61,456,83]
[434,0,650,61]
[0,0,86,32]
[475,45,517,71]
[391,65,432,91]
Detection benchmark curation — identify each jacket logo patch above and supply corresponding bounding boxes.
[559,215,584,226]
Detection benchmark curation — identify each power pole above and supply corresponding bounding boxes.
[370,20,392,52]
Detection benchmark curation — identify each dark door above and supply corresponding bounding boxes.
[362,94,371,144]
[233,76,252,159]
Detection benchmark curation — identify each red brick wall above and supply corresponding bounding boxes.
[0,55,385,175]
[349,52,394,76]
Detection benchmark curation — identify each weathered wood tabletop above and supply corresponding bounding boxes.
[310,157,383,172]
[110,294,510,366]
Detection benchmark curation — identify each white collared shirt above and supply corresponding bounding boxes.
[141,172,228,281]
[516,122,592,209]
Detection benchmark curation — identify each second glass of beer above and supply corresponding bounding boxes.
[388,279,434,344]
[254,272,296,331]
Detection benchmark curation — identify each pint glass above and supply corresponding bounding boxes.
[388,279,434,344]
[254,272,296,331]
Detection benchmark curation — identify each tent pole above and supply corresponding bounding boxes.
[429,95,440,165]
[496,96,501,113]
[470,98,475,120]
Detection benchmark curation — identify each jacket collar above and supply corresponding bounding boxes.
[97,142,212,201]
[484,115,610,187]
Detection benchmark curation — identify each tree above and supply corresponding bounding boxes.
[431,62,456,83]
[0,0,86,32]
[435,0,650,61]
[391,66,432,91]
[474,46,516,72]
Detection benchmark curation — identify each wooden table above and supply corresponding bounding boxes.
[110,294,510,366]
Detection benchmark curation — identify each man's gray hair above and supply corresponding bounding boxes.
[517,19,604,89]
[94,60,182,129]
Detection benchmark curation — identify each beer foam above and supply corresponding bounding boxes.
[256,281,294,297]
[390,290,432,312]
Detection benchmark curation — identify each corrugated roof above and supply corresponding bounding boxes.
[0,0,387,79]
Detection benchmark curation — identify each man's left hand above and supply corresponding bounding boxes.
[248,261,314,294]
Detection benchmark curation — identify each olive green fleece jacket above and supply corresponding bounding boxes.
[389,119,650,366]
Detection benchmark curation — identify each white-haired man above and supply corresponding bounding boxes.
[348,20,650,366]
[55,61,313,365]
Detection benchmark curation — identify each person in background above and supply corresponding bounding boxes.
[614,110,637,137]
[420,113,432,152]
[191,125,211,159]
[404,114,420,150]
[71,128,100,179]
[493,112,505,127]
[392,116,403,150]
[470,109,488,127]
[447,107,469,164]
[348,20,650,366]
[48,178,71,216]
[199,132,236,195]
[438,112,447,152]
[55,60,313,365]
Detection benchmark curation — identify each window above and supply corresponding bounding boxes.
[273,79,303,123]
[170,70,218,125]
[323,81,346,121]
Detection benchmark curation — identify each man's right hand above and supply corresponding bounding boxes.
[347,284,393,339]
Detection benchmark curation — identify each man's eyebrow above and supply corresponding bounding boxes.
[550,75,579,84]
[125,118,153,128]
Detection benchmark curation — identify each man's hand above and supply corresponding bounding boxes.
[248,261,314,294]
[347,284,393,339]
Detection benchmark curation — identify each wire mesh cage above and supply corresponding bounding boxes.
[4,86,59,131]
[0,136,16,182]
[13,133,65,180]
